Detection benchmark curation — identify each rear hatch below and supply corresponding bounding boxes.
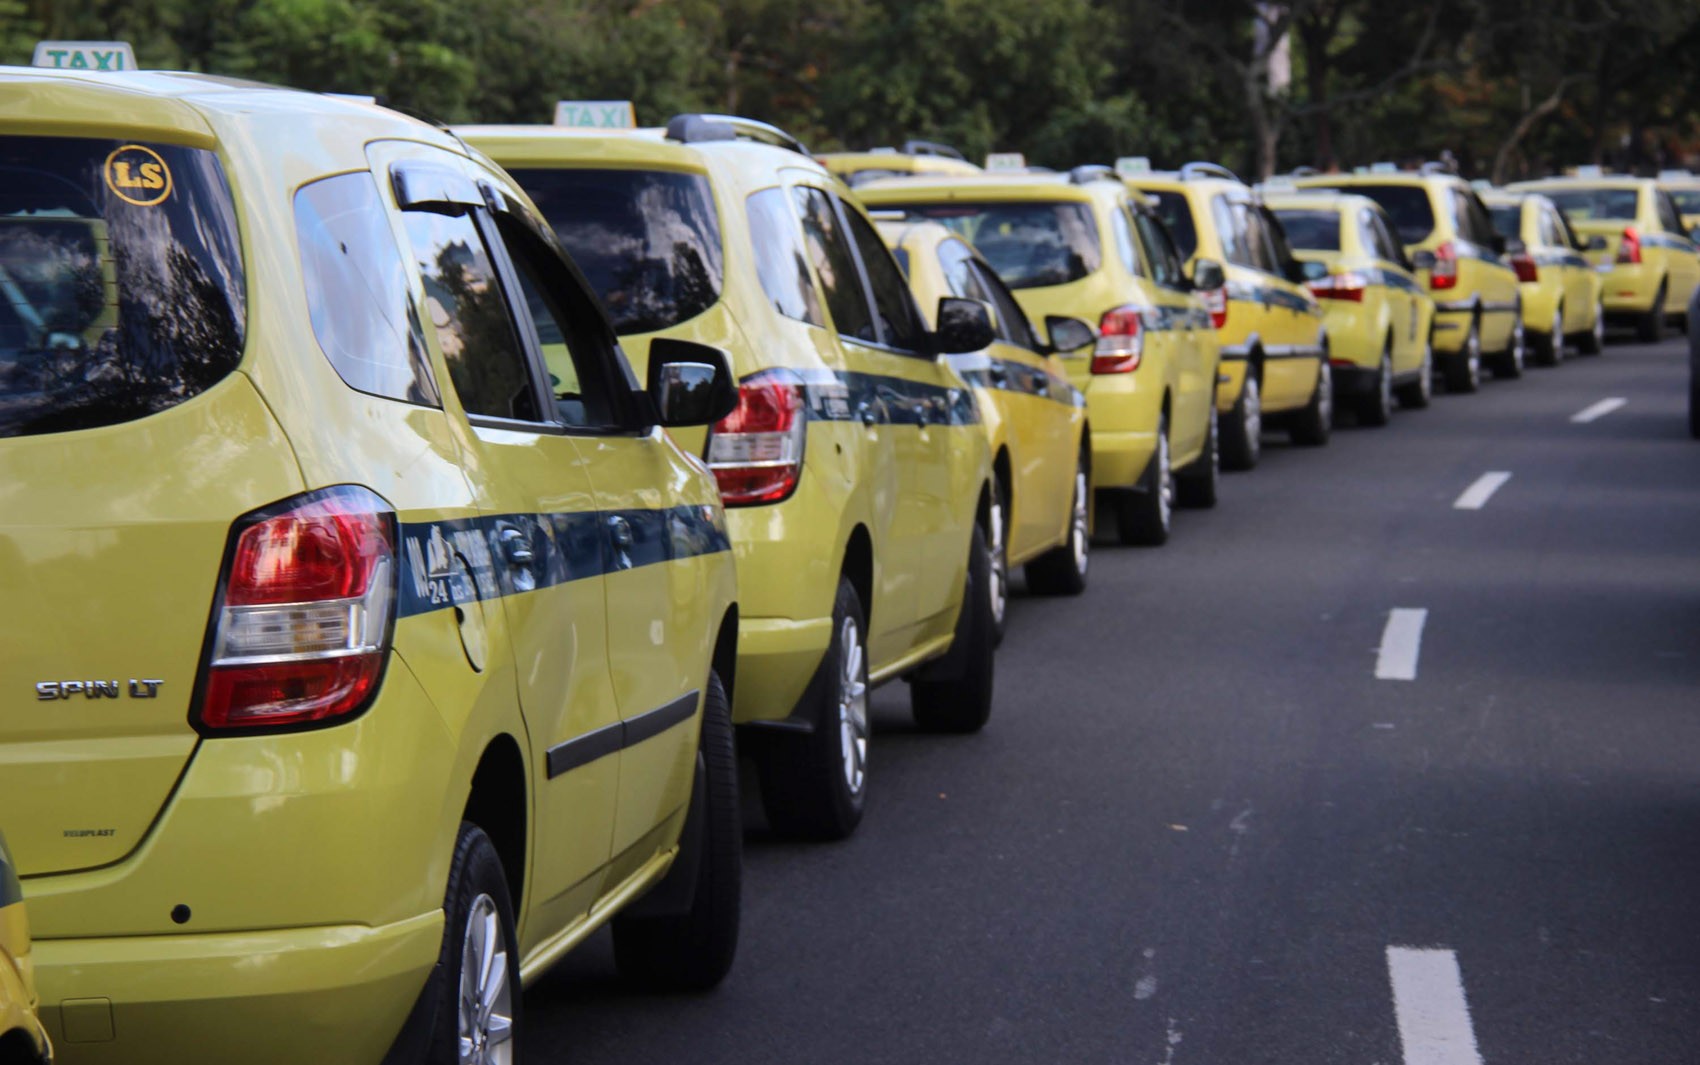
[1539,186,1642,270]
[0,133,301,877]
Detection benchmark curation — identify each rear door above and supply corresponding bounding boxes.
[1131,206,1211,452]
[1364,207,1424,369]
[1654,189,1700,310]
[0,134,284,878]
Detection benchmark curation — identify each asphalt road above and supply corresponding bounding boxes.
[526,335,1700,1064]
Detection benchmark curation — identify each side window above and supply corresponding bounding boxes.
[970,260,1038,351]
[1132,211,1186,289]
[295,172,441,406]
[1111,207,1145,277]
[795,187,876,343]
[1238,204,1277,273]
[1539,207,1566,248]
[1373,212,1408,267]
[747,187,826,326]
[1656,191,1684,235]
[839,198,928,353]
[399,211,542,424]
[938,238,992,303]
[1213,196,1252,268]
[1259,207,1300,281]
[1358,209,1383,259]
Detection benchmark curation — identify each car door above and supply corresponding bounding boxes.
[1655,189,1700,310]
[1239,203,1312,410]
[1131,206,1210,453]
[1366,207,1424,371]
[1541,204,1591,332]
[387,150,622,940]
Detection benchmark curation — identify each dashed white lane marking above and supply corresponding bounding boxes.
[1571,397,1626,423]
[1453,471,1511,510]
[1375,609,1428,681]
[1387,947,1484,1065]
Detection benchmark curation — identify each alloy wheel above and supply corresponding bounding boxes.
[987,495,1007,630]
[1070,467,1089,577]
[458,894,515,1065]
[836,614,868,796]
[1242,377,1262,461]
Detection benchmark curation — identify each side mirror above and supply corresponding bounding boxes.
[1044,315,1096,355]
[1298,259,1330,282]
[933,297,996,355]
[1411,249,1438,271]
[645,337,737,427]
[1191,257,1226,292]
[1586,235,1608,251]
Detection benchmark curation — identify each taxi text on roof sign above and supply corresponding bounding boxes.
[553,100,636,129]
[1116,157,1152,177]
[32,40,138,71]
[985,152,1027,173]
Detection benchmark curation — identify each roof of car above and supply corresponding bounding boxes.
[455,124,705,169]
[1294,171,1467,191]
[1262,190,1379,212]
[1507,176,1650,191]
[856,172,1102,202]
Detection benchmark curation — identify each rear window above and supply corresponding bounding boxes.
[1543,187,1638,222]
[1338,185,1436,244]
[1670,190,1700,215]
[510,168,723,335]
[1272,209,1340,251]
[1143,190,1199,260]
[887,202,1101,290]
[0,136,246,438]
[1488,205,1522,240]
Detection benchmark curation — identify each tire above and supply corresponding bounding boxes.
[613,671,741,991]
[1025,452,1090,595]
[1219,369,1261,471]
[1535,304,1564,367]
[1288,356,1333,446]
[1442,318,1482,393]
[1114,411,1173,545]
[1175,401,1220,507]
[1491,309,1525,379]
[1691,377,1700,440]
[1395,339,1434,409]
[426,824,521,1065]
[1637,283,1666,343]
[986,477,1008,648]
[756,579,868,840]
[909,522,996,733]
[1356,347,1393,427]
[1576,299,1605,355]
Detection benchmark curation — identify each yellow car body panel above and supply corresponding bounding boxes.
[2,838,51,1063]
[1506,176,1700,322]
[877,220,1088,567]
[461,126,991,730]
[818,150,982,187]
[856,174,1219,501]
[4,70,735,1064]
[1130,174,1327,416]
[1295,172,1522,366]
[1479,190,1604,343]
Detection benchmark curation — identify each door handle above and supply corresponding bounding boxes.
[497,525,534,567]
[606,514,634,548]
[857,401,878,427]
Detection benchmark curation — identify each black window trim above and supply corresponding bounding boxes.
[822,186,931,357]
[1130,203,1190,293]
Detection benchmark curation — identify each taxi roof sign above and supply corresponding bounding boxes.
[1115,156,1151,176]
[554,100,636,130]
[32,41,137,71]
[1573,164,1604,178]
[985,152,1027,172]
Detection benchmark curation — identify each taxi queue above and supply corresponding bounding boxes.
[3,62,1699,1065]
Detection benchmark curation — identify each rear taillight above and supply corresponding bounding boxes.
[707,369,807,505]
[1200,285,1228,329]
[1429,241,1458,290]
[1510,253,1539,284]
[1092,305,1146,374]
[1617,225,1643,264]
[1307,271,1367,302]
[198,486,397,732]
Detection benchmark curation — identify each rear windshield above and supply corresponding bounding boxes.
[888,202,1101,289]
[510,168,723,335]
[1143,190,1199,259]
[1543,187,1639,222]
[0,136,246,438]
[1670,190,1700,215]
[1272,209,1340,251]
[1337,185,1435,244]
[1488,205,1522,240]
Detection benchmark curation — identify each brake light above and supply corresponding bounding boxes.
[707,369,807,505]
[1617,225,1642,264]
[1510,252,1539,284]
[198,486,396,732]
[1429,241,1458,290]
[1092,305,1145,373]
[1200,285,1228,329]
[1306,271,1367,302]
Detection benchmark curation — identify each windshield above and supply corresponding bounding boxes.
[1272,209,1340,251]
[0,136,246,439]
[1143,190,1199,259]
[1543,187,1639,222]
[886,201,1101,289]
[511,168,724,335]
[1336,185,1436,244]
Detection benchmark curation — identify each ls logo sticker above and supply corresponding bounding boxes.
[104,144,173,207]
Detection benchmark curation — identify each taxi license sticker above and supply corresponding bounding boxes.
[103,143,173,206]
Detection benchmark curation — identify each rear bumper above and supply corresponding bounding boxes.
[35,912,440,1065]
[1328,363,1380,398]
[1082,370,1164,490]
[1599,265,1662,315]
[732,615,832,726]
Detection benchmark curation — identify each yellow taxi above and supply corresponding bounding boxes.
[1481,189,1605,363]
[818,140,983,187]
[876,217,1093,607]
[1296,168,1524,390]
[462,116,1000,841]
[1264,191,1436,423]
[857,168,1222,546]
[1507,175,1700,343]
[1,835,51,1064]
[1129,163,1332,460]
[1660,171,1700,238]
[3,68,745,1064]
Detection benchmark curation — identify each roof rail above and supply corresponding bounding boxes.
[1178,160,1243,184]
[1419,161,1456,176]
[1289,165,1319,177]
[665,113,810,157]
[1069,164,1119,185]
[900,139,966,161]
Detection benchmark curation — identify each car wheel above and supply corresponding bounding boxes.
[427,824,520,1065]
[1691,377,1700,440]
[1025,452,1090,595]
[612,670,740,990]
[1289,356,1333,445]
[1115,412,1172,545]
[1218,371,1261,471]
[1577,299,1605,355]
[1175,401,1220,507]
[1357,347,1393,427]
[1493,309,1525,379]
[756,578,868,840]
[986,478,1008,648]
[1637,283,1667,343]
[909,522,996,733]
[1443,319,1482,393]
[1537,304,1565,366]
[1396,338,1434,409]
